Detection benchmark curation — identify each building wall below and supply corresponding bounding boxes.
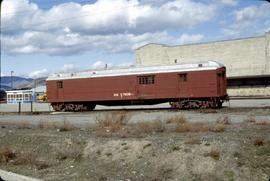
[227,87,270,98]
[266,32,270,74]
[136,32,270,77]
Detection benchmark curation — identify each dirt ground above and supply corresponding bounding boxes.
[0,112,269,181]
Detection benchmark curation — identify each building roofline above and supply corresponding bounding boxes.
[136,33,267,50]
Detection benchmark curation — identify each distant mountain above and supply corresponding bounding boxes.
[17,77,47,89]
[0,85,11,91]
[0,76,33,90]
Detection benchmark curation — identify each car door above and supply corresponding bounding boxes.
[137,75,155,99]
[179,73,189,98]
[56,81,64,101]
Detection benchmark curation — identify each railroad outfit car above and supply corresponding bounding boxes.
[46,61,228,111]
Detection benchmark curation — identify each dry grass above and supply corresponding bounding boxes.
[170,145,181,151]
[245,116,269,125]
[93,114,227,137]
[210,123,226,132]
[38,121,58,129]
[255,120,269,125]
[166,115,226,133]
[13,151,49,170]
[13,152,38,165]
[216,116,231,125]
[57,120,75,131]
[184,137,201,145]
[37,120,74,131]
[116,120,166,138]
[95,112,129,132]
[19,121,31,129]
[175,122,210,132]
[204,149,220,160]
[136,120,165,133]
[167,114,210,133]
[0,120,74,131]
[156,165,174,180]
[166,114,187,125]
[254,138,265,146]
[245,116,256,123]
[198,109,218,113]
[0,146,15,163]
[56,146,82,161]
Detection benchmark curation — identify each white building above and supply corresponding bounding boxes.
[6,86,46,104]
[6,90,33,104]
[135,31,270,98]
[136,31,270,78]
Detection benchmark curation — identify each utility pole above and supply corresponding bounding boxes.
[10,70,14,90]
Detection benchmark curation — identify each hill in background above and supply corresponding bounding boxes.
[0,76,46,91]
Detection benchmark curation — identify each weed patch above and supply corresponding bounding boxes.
[184,137,201,145]
[166,114,187,125]
[204,149,220,160]
[37,120,74,131]
[245,116,256,123]
[56,146,82,161]
[136,120,165,133]
[96,112,129,132]
[254,138,265,146]
[19,121,31,129]
[255,120,269,125]
[216,116,231,125]
[255,144,270,156]
[93,114,227,137]
[175,122,211,132]
[0,146,15,163]
[13,151,50,170]
[211,123,226,132]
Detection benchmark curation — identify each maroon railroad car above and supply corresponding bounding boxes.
[46,61,228,111]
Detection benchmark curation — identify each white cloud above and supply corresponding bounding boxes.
[88,60,135,70]
[117,62,135,67]
[222,3,270,38]
[235,6,261,23]
[2,0,213,55]
[90,61,111,70]
[28,69,49,78]
[221,28,239,37]
[60,64,78,73]
[234,3,270,25]
[2,30,204,55]
[3,0,216,34]
[177,34,204,44]
[220,0,237,6]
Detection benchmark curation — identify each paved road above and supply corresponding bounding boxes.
[0,99,269,128]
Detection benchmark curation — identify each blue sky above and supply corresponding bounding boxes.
[1,0,270,78]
